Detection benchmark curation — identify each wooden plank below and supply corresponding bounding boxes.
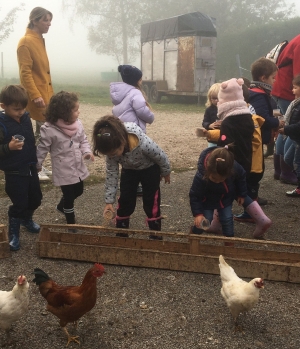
[37,225,300,283]
[37,241,300,283]
[0,225,10,259]
[38,229,189,254]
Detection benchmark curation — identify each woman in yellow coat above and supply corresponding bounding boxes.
[17,7,54,180]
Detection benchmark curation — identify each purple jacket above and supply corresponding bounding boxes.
[110,82,154,132]
[36,119,91,186]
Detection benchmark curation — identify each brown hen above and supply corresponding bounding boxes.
[32,263,105,346]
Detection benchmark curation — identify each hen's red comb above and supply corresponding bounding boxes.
[94,263,105,271]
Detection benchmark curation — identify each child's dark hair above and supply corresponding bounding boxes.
[251,57,278,81]
[0,85,28,107]
[204,145,235,179]
[92,115,129,156]
[45,91,78,123]
[292,75,300,86]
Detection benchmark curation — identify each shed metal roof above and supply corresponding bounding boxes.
[141,12,217,43]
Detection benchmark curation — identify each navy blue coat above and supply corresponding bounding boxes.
[249,88,279,144]
[202,104,218,130]
[284,103,300,143]
[0,111,37,172]
[189,147,247,216]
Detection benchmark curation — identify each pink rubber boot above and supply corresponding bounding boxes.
[206,210,222,235]
[245,201,272,238]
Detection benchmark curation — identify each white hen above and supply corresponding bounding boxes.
[219,255,264,325]
[0,275,29,342]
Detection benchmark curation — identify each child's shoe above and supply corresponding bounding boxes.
[286,188,300,197]
[234,211,255,223]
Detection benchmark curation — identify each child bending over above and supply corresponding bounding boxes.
[92,115,170,239]
[36,91,94,230]
[0,85,42,251]
[189,145,247,237]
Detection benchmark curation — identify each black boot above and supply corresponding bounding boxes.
[64,209,77,233]
[116,217,129,237]
[9,217,21,251]
[148,218,163,240]
[56,197,64,214]
[264,141,275,158]
[20,211,40,233]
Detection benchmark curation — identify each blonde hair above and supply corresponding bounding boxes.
[27,7,53,29]
[205,83,221,108]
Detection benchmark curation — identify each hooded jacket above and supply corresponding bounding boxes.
[36,119,91,186]
[189,147,247,216]
[110,82,154,133]
[105,122,170,204]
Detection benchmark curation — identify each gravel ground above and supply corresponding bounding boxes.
[0,104,300,348]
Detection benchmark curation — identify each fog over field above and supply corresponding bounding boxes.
[0,0,120,83]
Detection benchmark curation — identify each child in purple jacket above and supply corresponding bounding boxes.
[111,65,154,195]
[110,65,154,133]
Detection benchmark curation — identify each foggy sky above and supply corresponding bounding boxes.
[1,0,299,84]
[0,0,120,83]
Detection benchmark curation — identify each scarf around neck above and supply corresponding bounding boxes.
[55,119,79,137]
[250,81,272,95]
[284,97,300,126]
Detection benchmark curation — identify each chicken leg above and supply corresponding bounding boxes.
[63,326,80,346]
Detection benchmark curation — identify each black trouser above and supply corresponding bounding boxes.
[117,164,161,219]
[246,171,264,199]
[5,166,42,218]
[59,181,84,224]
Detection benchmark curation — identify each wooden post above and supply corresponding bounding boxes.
[1,52,3,78]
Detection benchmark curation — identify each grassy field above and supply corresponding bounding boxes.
[0,78,205,113]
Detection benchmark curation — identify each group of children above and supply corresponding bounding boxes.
[2,56,298,251]
[199,56,300,239]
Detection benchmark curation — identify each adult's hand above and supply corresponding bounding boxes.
[33,97,46,108]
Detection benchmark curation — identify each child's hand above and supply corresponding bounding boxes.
[278,128,285,134]
[8,136,24,151]
[237,197,244,206]
[84,153,95,162]
[279,120,285,128]
[194,215,204,228]
[161,174,170,184]
[103,204,114,217]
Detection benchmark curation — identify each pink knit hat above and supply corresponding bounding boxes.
[217,78,250,120]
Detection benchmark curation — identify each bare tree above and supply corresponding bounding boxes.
[0,4,24,45]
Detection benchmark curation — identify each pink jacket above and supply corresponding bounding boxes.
[36,119,91,186]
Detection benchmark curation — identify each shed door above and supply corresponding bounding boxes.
[177,36,195,92]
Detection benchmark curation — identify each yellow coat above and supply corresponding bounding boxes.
[17,28,54,121]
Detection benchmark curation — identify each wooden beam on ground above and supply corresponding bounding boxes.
[0,225,10,259]
[36,225,300,284]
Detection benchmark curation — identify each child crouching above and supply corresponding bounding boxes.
[189,145,247,237]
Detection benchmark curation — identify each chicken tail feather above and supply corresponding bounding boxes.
[32,268,51,285]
